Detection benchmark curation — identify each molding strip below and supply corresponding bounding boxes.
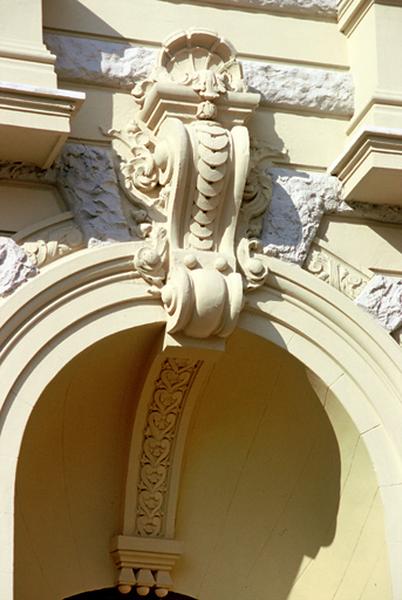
[44,32,354,117]
[135,357,202,538]
[179,0,338,18]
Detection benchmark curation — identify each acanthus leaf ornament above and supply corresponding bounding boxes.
[111,29,269,339]
[21,224,84,268]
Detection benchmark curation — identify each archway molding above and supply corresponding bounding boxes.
[0,243,401,599]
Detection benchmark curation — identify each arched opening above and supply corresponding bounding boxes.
[14,326,392,599]
[173,329,392,599]
[14,326,161,599]
[1,244,400,599]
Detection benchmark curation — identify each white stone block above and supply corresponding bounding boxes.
[44,33,354,117]
[242,61,353,116]
[56,144,132,244]
[356,275,402,333]
[261,168,341,264]
[0,238,37,296]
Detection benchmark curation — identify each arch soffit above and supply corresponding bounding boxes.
[1,243,402,598]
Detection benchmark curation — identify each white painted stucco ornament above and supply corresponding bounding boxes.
[110,29,270,340]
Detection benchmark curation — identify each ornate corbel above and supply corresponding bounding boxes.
[109,30,273,597]
[111,29,268,340]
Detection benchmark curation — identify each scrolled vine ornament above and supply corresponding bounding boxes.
[111,28,271,339]
[21,225,84,268]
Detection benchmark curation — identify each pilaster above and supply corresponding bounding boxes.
[331,0,402,205]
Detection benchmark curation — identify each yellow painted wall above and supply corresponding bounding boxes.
[14,326,159,600]
[14,327,392,599]
[174,330,392,600]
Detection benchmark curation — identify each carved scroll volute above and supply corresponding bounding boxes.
[153,116,250,339]
[112,29,262,340]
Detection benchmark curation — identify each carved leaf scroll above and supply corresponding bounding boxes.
[135,358,201,537]
[110,29,267,339]
[305,245,369,300]
[21,223,84,268]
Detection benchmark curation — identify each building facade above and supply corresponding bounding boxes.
[0,0,401,599]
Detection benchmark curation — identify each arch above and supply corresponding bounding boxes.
[1,243,401,599]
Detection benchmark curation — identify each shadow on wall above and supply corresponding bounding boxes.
[43,0,125,138]
[13,327,163,600]
[174,329,341,600]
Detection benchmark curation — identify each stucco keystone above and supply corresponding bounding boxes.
[110,29,272,341]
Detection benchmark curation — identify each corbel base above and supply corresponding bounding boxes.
[111,536,183,597]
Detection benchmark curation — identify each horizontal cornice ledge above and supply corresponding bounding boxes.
[338,0,402,34]
[180,0,338,18]
[346,89,402,135]
[329,125,402,205]
[0,81,85,168]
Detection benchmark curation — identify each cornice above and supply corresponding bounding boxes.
[330,125,402,174]
[111,536,184,595]
[338,0,402,34]
[0,38,56,65]
[0,81,85,167]
[0,81,84,117]
[329,125,402,205]
[346,89,402,135]
[177,0,338,19]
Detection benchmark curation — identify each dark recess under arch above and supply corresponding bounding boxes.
[65,590,195,600]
